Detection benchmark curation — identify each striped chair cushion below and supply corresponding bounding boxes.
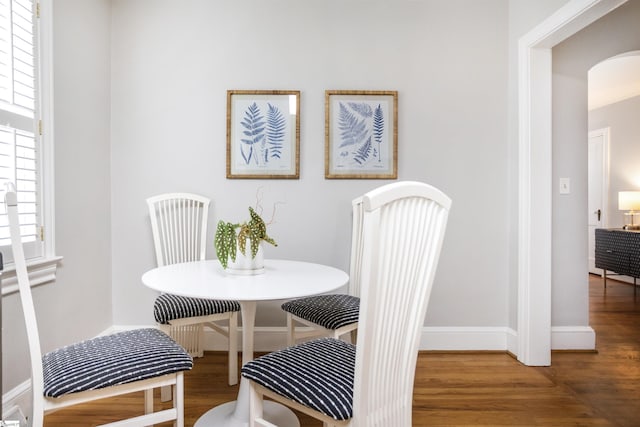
[42,328,193,398]
[281,294,359,330]
[241,337,355,421]
[154,293,240,325]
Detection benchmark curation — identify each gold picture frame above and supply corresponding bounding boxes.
[325,90,398,179]
[227,90,300,179]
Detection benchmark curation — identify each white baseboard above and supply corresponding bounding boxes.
[591,271,638,286]
[550,326,596,350]
[201,325,595,352]
[47,324,599,353]
[203,326,290,352]
[418,327,515,351]
[608,275,638,286]
[2,379,31,423]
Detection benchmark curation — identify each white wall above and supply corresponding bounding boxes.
[589,95,640,226]
[552,0,640,327]
[109,0,511,328]
[1,0,112,395]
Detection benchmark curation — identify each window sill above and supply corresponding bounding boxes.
[1,256,63,297]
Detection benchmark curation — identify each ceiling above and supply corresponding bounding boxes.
[588,51,640,110]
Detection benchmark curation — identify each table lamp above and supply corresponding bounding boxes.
[618,191,640,230]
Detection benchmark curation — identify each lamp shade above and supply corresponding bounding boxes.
[618,191,640,211]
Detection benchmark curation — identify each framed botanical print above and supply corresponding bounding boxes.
[227,90,300,179]
[325,90,398,179]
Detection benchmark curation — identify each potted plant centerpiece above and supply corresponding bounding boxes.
[215,206,277,275]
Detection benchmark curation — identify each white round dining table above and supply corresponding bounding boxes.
[142,259,349,427]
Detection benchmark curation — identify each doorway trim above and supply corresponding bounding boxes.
[587,127,610,274]
[517,0,627,366]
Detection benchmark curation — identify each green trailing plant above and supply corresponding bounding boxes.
[215,206,277,269]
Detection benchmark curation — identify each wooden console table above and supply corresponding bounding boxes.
[595,228,640,293]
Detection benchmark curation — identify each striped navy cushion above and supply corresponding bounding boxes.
[241,338,355,421]
[154,293,240,325]
[42,328,193,398]
[281,294,359,330]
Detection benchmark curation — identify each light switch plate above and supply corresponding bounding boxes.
[559,177,570,194]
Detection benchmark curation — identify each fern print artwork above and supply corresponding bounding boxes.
[227,91,300,179]
[239,102,286,166]
[337,101,387,166]
[326,91,397,179]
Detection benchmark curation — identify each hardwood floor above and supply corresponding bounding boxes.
[43,275,640,426]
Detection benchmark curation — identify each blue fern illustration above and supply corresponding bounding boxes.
[334,100,389,167]
[266,103,285,160]
[373,104,384,162]
[348,102,373,118]
[353,136,373,164]
[338,102,368,148]
[240,103,266,165]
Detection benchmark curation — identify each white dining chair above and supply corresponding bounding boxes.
[4,183,193,427]
[147,192,240,386]
[281,196,364,345]
[242,181,451,426]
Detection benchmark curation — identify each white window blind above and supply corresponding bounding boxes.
[0,0,40,260]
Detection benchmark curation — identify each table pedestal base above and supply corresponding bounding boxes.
[194,400,300,427]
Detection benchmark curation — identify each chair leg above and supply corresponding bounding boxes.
[286,314,295,347]
[196,323,205,358]
[161,385,172,402]
[249,381,261,427]
[144,389,153,413]
[157,323,174,402]
[228,312,239,386]
[249,382,276,427]
[144,388,154,427]
[175,373,185,427]
[31,399,44,427]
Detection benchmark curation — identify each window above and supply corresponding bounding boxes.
[0,0,39,262]
[0,0,52,268]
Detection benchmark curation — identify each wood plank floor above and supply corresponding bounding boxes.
[43,275,640,426]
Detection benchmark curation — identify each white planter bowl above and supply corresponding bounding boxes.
[226,242,264,275]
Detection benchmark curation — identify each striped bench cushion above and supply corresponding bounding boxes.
[42,328,193,398]
[154,293,240,325]
[281,294,359,330]
[241,337,355,421]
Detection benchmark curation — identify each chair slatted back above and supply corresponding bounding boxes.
[4,183,46,421]
[147,193,210,267]
[353,181,451,425]
[348,197,365,298]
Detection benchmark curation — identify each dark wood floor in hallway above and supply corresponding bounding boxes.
[43,275,640,426]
